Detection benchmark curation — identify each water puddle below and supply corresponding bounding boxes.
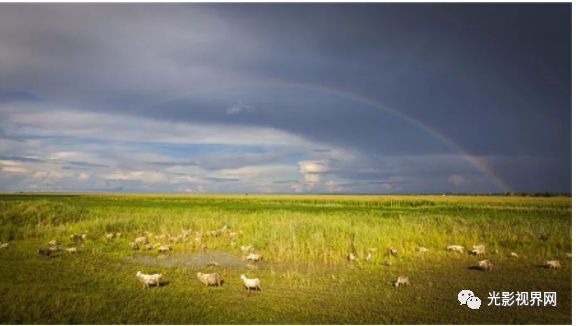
[123,250,248,268]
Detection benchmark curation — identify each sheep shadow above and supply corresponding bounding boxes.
[468,266,491,271]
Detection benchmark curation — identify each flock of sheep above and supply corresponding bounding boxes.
[29,226,265,294]
[347,243,567,287]
[0,225,569,294]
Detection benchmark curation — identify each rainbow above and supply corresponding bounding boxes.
[156,80,513,192]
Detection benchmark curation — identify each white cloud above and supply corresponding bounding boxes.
[298,160,328,189]
[5,106,312,147]
[226,102,255,115]
[104,171,166,183]
[2,166,27,174]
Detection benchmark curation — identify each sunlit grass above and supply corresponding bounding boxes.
[0,194,571,324]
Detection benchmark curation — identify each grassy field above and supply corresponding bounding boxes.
[0,194,571,324]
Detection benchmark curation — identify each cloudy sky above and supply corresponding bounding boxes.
[0,3,570,194]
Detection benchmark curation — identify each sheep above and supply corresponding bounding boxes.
[417,247,429,253]
[240,274,262,294]
[546,260,561,269]
[169,235,184,243]
[471,244,486,256]
[207,260,219,267]
[510,252,519,258]
[104,233,114,242]
[136,271,163,288]
[182,229,192,238]
[240,245,254,252]
[475,259,494,271]
[65,247,78,254]
[394,276,410,287]
[347,253,357,262]
[145,243,154,251]
[70,234,83,242]
[210,230,222,237]
[246,253,263,262]
[365,252,373,261]
[389,247,398,257]
[134,236,148,245]
[48,240,58,247]
[38,247,57,257]
[81,233,88,241]
[0,242,10,249]
[196,272,223,287]
[446,245,465,253]
[158,245,172,254]
[130,242,140,250]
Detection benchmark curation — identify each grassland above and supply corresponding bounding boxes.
[0,194,571,324]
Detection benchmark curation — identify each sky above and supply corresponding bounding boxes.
[0,3,571,194]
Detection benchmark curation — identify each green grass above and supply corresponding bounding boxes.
[0,194,571,324]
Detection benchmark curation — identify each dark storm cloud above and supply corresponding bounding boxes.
[0,3,570,193]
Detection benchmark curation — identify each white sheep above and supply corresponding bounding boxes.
[446,245,465,253]
[394,275,409,287]
[65,247,78,254]
[365,252,373,261]
[0,242,10,249]
[546,260,561,269]
[471,244,486,256]
[136,271,163,288]
[246,253,263,262]
[69,234,83,242]
[104,233,114,241]
[347,253,357,262]
[418,247,429,253]
[38,246,58,257]
[510,252,519,258]
[476,260,494,271]
[240,274,262,294]
[81,233,88,241]
[158,245,172,254]
[196,272,222,287]
[134,236,148,245]
[389,247,398,257]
